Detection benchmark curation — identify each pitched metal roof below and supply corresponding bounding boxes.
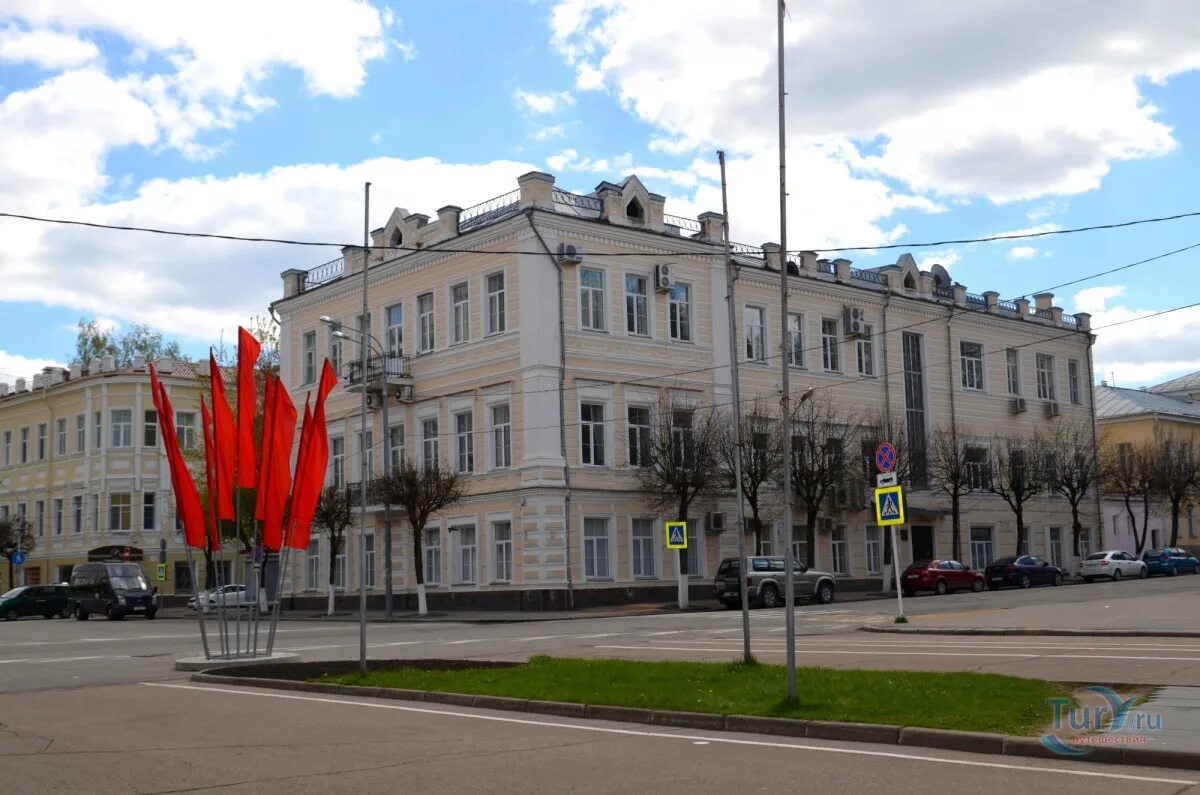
[1148,370,1200,395]
[1094,384,1200,421]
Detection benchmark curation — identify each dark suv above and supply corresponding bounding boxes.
[0,585,70,620]
[714,556,836,608]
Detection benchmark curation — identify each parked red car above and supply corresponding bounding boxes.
[901,559,985,597]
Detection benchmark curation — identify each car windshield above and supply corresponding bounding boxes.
[111,575,149,591]
[0,587,27,599]
[1084,553,1107,561]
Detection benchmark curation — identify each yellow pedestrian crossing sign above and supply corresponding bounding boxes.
[874,485,905,526]
[665,521,687,549]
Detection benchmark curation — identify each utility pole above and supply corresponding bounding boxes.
[718,151,752,665]
[358,181,370,676]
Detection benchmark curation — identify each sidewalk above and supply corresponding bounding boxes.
[1137,686,1200,751]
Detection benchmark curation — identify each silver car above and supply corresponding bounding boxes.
[187,584,268,613]
[714,556,836,608]
[1080,550,1148,583]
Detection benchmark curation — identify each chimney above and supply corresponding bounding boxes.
[518,171,555,208]
[49,368,65,385]
[32,374,43,390]
[87,357,101,375]
[133,355,146,371]
[15,378,27,392]
[799,251,818,272]
[834,258,852,283]
[1033,292,1054,311]
[697,212,724,244]
[761,242,782,272]
[983,291,1000,313]
[281,268,306,298]
[100,355,116,372]
[436,205,462,240]
[70,363,82,380]
[1074,312,1092,332]
[1014,297,1031,318]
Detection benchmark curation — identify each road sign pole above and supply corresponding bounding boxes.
[891,524,904,619]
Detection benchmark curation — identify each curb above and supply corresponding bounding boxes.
[859,626,1200,638]
[187,672,1200,772]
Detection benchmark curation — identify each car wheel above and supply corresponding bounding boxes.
[106,605,124,621]
[972,578,985,592]
[760,585,780,609]
[3,609,16,622]
[815,582,835,604]
[987,583,1000,591]
[1170,565,1179,577]
[146,610,157,621]
[1112,568,1123,582]
[75,605,89,621]
[59,606,70,619]
[1019,575,1032,589]
[1139,566,1149,579]
[934,579,948,595]
[1052,573,1063,587]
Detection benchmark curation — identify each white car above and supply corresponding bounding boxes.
[1080,550,1148,583]
[187,585,268,613]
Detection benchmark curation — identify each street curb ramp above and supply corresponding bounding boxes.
[188,669,1200,772]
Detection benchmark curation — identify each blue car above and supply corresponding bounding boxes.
[1141,547,1200,577]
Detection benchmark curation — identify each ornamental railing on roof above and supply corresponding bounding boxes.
[458,189,522,232]
[998,299,1020,313]
[817,260,835,274]
[551,188,603,213]
[851,268,888,286]
[730,242,763,257]
[303,256,344,290]
[966,293,987,307]
[1061,314,1078,328]
[1033,307,1054,320]
[663,213,701,233]
[933,285,954,299]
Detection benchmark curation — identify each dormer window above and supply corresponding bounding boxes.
[389,228,403,249]
[903,273,917,290]
[626,197,645,223]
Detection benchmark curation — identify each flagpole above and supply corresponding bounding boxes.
[185,544,211,659]
[265,544,290,656]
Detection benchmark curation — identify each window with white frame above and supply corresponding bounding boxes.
[865,527,882,575]
[744,306,765,362]
[1047,527,1064,569]
[831,526,849,575]
[580,403,606,466]
[334,546,347,590]
[668,284,692,342]
[454,411,474,473]
[143,493,156,530]
[960,341,985,391]
[671,409,694,468]
[821,318,841,371]
[625,274,649,336]
[327,322,342,377]
[305,540,320,590]
[109,493,132,532]
[418,292,435,352]
[580,268,606,331]
[53,499,63,535]
[302,331,317,384]
[583,517,611,579]
[1067,359,1082,405]
[1036,353,1056,400]
[451,282,470,344]
[787,313,804,367]
[364,533,376,588]
[632,518,655,578]
[358,430,374,481]
[486,272,506,334]
[627,406,650,467]
[386,304,404,355]
[56,418,67,457]
[492,520,513,582]
[857,325,875,376]
[1006,349,1021,395]
[93,412,101,450]
[965,445,990,489]
[490,404,511,469]
[389,424,405,472]
[72,496,82,534]
[20,426,29,463]
[423,527,442,585]
[422,418,439,471]
[75,415,85,453]
[453,525,477,584]
[142,411,156,449]
[91,495,98,534]
[109,410,132,448]
[969,526,994,570]
[330,436,345,489]
[36,423,46,460]
[175,412,196,450]
[1078,528,1092,558]
[2,430,9,466]
[685,523,702,577]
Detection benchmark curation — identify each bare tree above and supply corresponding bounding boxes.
[928,425,979,563]
[987,433,1050,556]
[1047,422,1100,563]
[717,399,782,554]
[311,485,354,616]
[377,458,465,616]
[1101,440,1156,554]
[1153,431,1200,548]
[0,515,36,592]
[790,396,859,567]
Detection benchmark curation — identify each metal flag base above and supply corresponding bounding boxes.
[174,651,298,672]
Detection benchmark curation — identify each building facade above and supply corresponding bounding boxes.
[273,171,1097,609]
[0,356,207,594]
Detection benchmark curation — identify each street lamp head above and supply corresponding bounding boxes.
[798,386,815,404]
[319,315,334,325]
[332,330,347,340]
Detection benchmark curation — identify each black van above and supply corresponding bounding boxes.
[70,562,157,620]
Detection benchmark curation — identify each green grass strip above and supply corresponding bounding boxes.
[315,655,1069,735]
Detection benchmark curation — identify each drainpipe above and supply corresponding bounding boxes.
[524,209,575,608]
[881,293,892,439]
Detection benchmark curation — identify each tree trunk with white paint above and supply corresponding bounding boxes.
[417,582,427,616]
[327,583,335,616]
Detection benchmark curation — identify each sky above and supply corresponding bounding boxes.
[2,1,1200,388]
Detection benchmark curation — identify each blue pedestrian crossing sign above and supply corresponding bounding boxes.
[665,521,688,550]
[874,485,905,526]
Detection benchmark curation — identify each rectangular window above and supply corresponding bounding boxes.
[109,493,132,532]
[787,313,804,367]
[857,325,874,376]
[37,423,47,460]
[1068,359,1082,405]
[20,426,29,463]
[92,494,98,534]
[492,521,513,582]
[418,292,435,353]
[143,493,156,530]
[960,341,985,391]
[56,418,67,457]
[744,306,765,362]
[34,500,44,536]
[93,411,101,450]
[668,284,692,341]
[334,548,346,590]
[302,330,317,384]
[1048,527,1063,569]
[451,282,470,344]
[903,332,928,489]
[364,533,376,588]
[330,436,345,489]
[486,272,506,334]
[110,410,132,448]
[423,528,442,585]
[454,411,474,473]
[454,526,477,584]
[357,430,374,481]
[969,527,994,571]
[627,406,650,467]
[422,419,439,471]
[75,415,85,453]
[327,322,342,377]
[2,430,9,466]
[821,318,841,371]
[583,517,611,579]
[491,405,511,469]
[632,518,656,578]
[1078,529,1092,559]
[671,409,694,468]
[1006,349,1021,395]
[1117,442,1133,473]
[966,445,991,489]
[686,523,701,577]
[865,527,882,575]
[625,274,649,336]
[580,403,606,466]
[386,303,404,355]
[1036,353,1056,400]
[389,424,405,472]
[53,499,63,536]
[831,526,849,575]
[72,496,82,534]
[305,540,320,591]
[143,411,157,448]
[580,268,606,331]
[175,412,196,450]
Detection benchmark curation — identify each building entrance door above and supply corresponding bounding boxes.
[911,525,935,562]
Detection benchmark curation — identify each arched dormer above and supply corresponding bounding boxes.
[903,272,917,290]
[626,196,645,223]
[594,174,665,230]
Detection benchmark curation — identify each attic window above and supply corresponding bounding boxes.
[626,197,645,223]
[389,228,403,249]
[903,273,917,290]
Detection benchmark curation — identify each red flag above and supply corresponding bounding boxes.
[149,366,206,550]
[261,381,297,551]
[255,374,276,521]
[199,398,222,551]
[282,398,313,550]
[209,353,236,520]
[287,360,338,551]
[236,327,261,488]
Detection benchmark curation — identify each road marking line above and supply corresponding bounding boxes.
[595,645,1200,662]
[645,639,1200,652]
[0,625,351,649]
[139,682,1197,785]
[0,655,128,664]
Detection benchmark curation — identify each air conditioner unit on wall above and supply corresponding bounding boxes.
[557,243,583,266]
[1010,397,1027,415]
[1045,401,1061,418]
[705,511,725,534]
[654,263,674,291]
[843,306,866,338]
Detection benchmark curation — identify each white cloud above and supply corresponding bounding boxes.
[392,39,418,61]
[918,250,961,271]
[0,25,99,69]
[0,350,63,383]
[1072,284,1200,386]
[513,89,575,116]
[1074,285,1127,315]
[1007,246,1038,260]
[533,123,567,141]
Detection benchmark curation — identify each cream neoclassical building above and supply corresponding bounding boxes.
[0,357,208,594]
[273,171,1097,609]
